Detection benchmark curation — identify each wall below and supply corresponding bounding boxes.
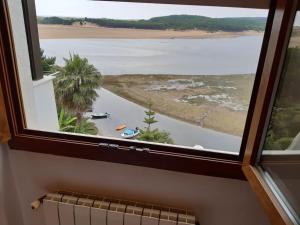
[33,76,59,132]
[7,0,59,132]
[0,144,24,225]
[0,143,271,225]
[7,0,38,129]
[0,145,8,225]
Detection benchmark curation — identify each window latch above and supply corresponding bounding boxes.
[129,146,150,153]
[98,143,119,150]
[98,143,150,153]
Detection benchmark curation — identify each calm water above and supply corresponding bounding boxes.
[40,36,263,75]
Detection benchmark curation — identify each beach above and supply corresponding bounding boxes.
[38,24,263,39]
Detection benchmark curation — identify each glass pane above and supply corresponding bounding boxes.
[9,0,267,153]
[262,11,300,224]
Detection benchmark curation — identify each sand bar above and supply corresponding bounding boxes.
[38,24,263,39]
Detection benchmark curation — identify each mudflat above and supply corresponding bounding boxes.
[102,74,255,136]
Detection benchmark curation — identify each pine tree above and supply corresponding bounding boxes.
[143,102,157,131]
[138,100,174,144]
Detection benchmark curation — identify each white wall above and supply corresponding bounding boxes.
[7,0,59,132]
[7,0,38,129]
[0,145,24,225]
[0,145,8,225]
[0,143,270,225]
[33,76,59,131]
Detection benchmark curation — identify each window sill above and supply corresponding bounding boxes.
[32,72,58,87]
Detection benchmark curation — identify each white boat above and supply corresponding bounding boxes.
[121,128,140,139]
[193,145,204,150]
[91,112,110,119]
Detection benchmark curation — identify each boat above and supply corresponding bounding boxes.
[193,145,204,150]
[116,124,127,131]
[121,128,140,139]
[91,112,110,119]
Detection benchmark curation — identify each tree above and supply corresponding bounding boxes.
[138,129,173,144]
[58,108,99,135]
[143,102,157,131]
[40,48,56,73]
[54,54,102,126]
[264,47,300,150]
[74,118,98,135]
[58,108,76,132]
[138,100,173,144]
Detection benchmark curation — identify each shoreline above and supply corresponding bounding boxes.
[102,74,254,136]
[92,88,241,150]
[38,24,264,39]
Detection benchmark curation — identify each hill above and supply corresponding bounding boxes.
[37,15,266,32]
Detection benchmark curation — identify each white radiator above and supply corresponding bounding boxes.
[40,192,197,225]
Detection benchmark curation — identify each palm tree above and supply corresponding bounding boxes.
[54,54,101,126]
[58,108,77,132]
[58,108,99,135]
[40,48,56,74]
[74,118,99,135]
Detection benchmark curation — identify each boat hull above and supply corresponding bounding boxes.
[91,113,110,119]
[121,130,140,139]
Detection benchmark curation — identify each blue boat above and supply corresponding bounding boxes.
[121,128,140,139]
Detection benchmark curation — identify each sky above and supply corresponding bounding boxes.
[35,0,269,19]
[295,13,300,26]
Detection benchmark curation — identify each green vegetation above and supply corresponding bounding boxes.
[38,16,75,25]
[54,54,102,126]
[143,102,158,131]
[58,108,77,132]
[40,48,56,74]
[73,118,98,135]
[58,108,98,135]
[38,15,266,32]
[138,102,173,144]
[45,54,101,135]
[264,47,300,150]
[138,129,174,144]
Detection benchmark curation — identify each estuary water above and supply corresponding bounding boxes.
[40,35,263,75]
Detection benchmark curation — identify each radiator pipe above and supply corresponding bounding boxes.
[31,195,46,210]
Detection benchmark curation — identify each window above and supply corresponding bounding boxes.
[9,0,269,157]
[0,0,275,179]
[260,10,300,224]
[241,1,300,224]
